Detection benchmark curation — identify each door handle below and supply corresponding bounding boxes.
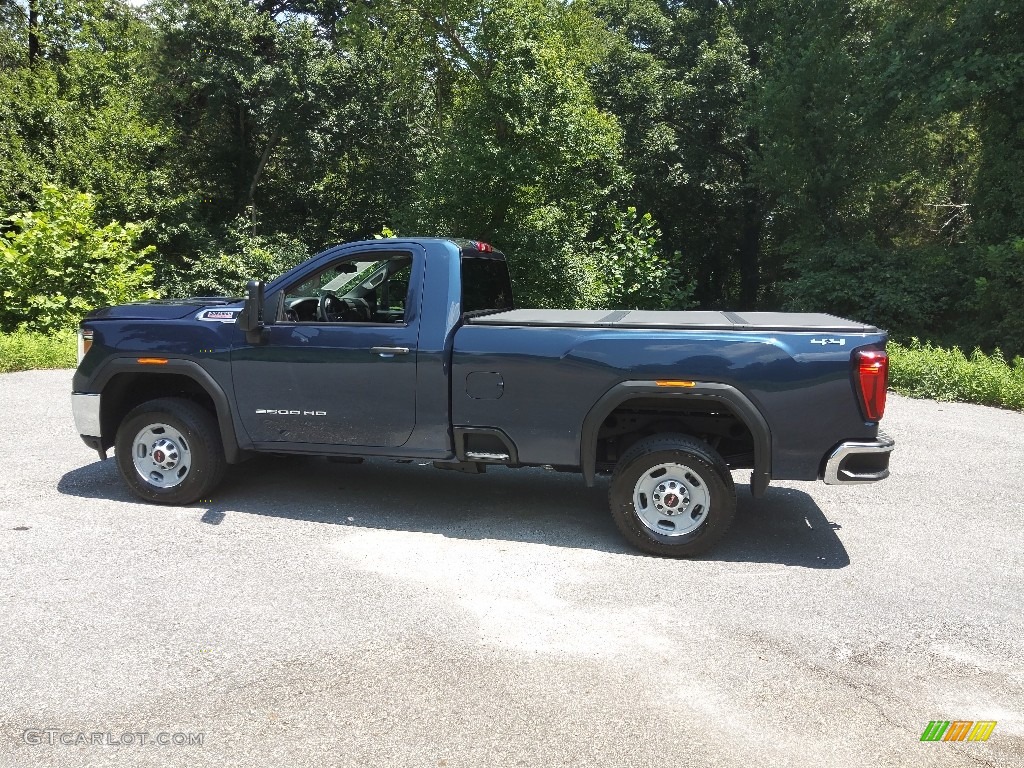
[370,346,410,357]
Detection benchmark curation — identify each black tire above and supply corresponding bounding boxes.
[115,397,226,505]
[609,433,736,557]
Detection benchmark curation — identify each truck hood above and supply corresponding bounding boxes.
[85,297,244,321]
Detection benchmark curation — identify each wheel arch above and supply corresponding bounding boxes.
[92,359,244,463]
[580,381,772,496]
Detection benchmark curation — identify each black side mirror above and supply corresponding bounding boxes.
[237,279,265,343]
[237,279,263,330]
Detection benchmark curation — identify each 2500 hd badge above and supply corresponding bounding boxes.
[255,409,327,416]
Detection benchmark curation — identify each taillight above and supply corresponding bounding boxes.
[77,328,93,365]
[855,347,888,421]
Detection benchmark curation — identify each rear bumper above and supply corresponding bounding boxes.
[822,432,894,485]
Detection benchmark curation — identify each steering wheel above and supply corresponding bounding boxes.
[318,291,344,322]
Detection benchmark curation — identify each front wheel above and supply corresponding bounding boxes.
[115,397,226,504]
[608,434,736,557]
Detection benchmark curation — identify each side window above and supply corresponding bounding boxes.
[381,261,412,316]
[282,252,414,324]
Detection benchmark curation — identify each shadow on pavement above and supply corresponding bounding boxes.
[58,455,849,568]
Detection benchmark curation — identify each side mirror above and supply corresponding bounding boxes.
[237,280,265,342]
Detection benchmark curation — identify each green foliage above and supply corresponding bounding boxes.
[0,186,159,332]
[889,340,1024,412]
[373,226,400,240]
[894,0,1024,244]
[0,329,77,373]
[377,0,630,308]
[0,0,166,221]
[782,240,972,342]
[0,0,1022,363]
[972,238,1024,360]
[592,207,694,310]
[147,0,418,271]
[162,216,310,297]
[588,0,765,307]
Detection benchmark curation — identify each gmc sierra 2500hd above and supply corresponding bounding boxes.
[72,238,894,556]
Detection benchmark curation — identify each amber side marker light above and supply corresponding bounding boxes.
[137,358,168,365]
[655,380,697,387]
[77,328,93,365]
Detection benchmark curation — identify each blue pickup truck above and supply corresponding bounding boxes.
[72,238,894,556]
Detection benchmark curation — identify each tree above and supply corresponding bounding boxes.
[588,0,767,309]
[774,0,1024,355]
[0,185,158,332]
[360,0,684,308]
[894,0,1024,355]
[145,0,427,291]
[0,0,165,222]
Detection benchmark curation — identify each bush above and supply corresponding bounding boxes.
[162,216,310,298]
[0,329,76,372]
[782,240,972,345]
[888,339,1024,411]
[591,207,695,310]
[973,237,1024,360]
[0,185,159,332]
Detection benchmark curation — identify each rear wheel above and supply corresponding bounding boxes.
[609,434,736,557]
[115,397,226,504]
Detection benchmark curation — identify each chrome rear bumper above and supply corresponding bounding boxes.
[823,432,895,485]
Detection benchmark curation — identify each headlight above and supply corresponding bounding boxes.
[77,328,93,365]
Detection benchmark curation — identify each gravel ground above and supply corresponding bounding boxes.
[0,369,1022,768]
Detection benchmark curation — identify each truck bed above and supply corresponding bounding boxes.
[469,309,880,333]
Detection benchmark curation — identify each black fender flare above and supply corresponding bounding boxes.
[580,381,772,497]
[88,357,247,464]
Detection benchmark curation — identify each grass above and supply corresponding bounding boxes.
[888,339,1024,411]
[0,329,77,373]
[2,327,1022,413]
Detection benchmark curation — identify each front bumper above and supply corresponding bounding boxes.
[822,432,895,485]
[72,393,106,459]
[72,393,101,436]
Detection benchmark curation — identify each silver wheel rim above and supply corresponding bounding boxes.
[132,422,192,489]
[632,462,711,537]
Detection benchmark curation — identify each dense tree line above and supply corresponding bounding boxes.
[1,0,1021,355]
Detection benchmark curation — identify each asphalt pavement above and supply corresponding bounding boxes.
[0,369,1021,767]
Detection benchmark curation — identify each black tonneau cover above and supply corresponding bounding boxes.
[469,309,880,333]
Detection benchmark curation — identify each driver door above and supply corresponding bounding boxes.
[231,248,422,448]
